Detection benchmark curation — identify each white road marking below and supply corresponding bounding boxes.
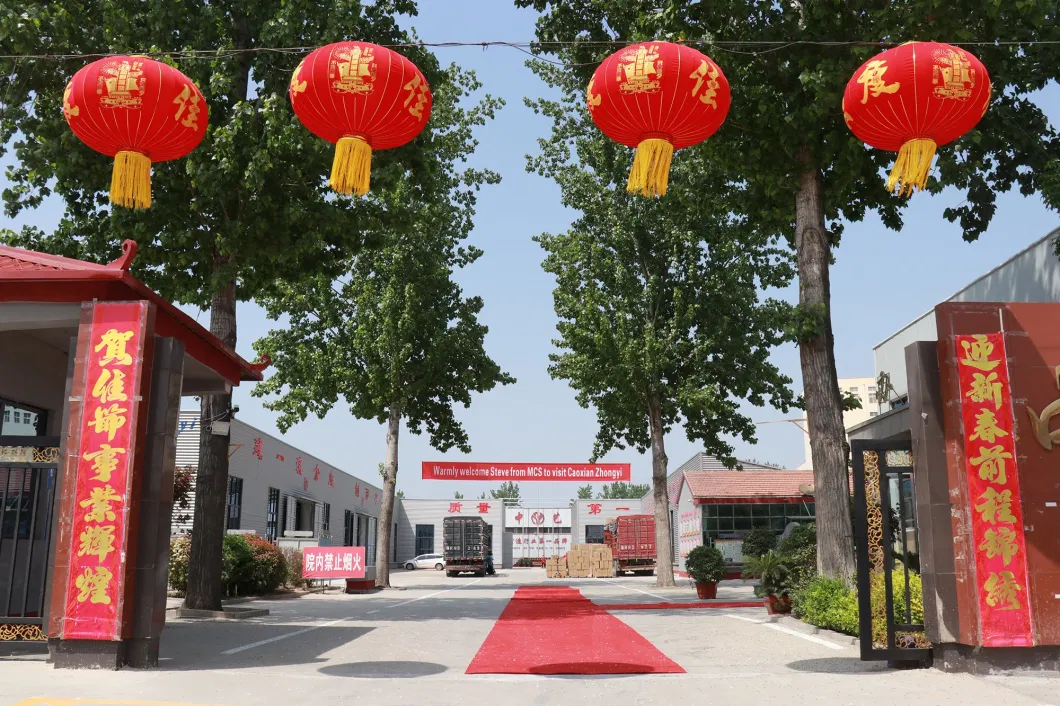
[726,614,845,650]
[221,578,484,655]
[597,578,668,601]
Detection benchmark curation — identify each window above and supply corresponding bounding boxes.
[415,524,434,556]
[0,400,46,437]
[701,502,817,546]
[868,385,877,392]
[226,476,243,530]
[393,523,399,562]
[1,469,36,539]
[366,516,378,568]
[868,393,877,403]
[585,525,605,544]
[2,410,8,422]
[265,487,279,542]
[870,411,879,417]
[321,502,331,534]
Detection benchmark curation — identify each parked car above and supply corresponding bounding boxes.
[404,553,445,571]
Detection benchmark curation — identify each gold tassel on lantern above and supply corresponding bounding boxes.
[887,138,937,197]
[110,150,152,209]
[330,136,372,196]
[626,138,674,197]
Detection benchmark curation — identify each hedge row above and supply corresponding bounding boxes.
[169,534,299,597]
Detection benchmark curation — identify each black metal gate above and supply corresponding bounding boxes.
[0,436,60,642]
[851,439,931,667]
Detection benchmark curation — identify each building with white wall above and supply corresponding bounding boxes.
[798,376,882,469]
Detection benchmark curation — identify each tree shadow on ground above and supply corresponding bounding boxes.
[154,625,375,671]
[318,660,447,678]
[786,657,893,675]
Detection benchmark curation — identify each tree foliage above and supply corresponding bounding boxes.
[489,481,521,500]
[598,482,650,500]
[517,0,1058,579]
[576,484,594,499]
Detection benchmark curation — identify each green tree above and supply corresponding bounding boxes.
[598,482,651,500]
[454,491,465,500]
[396,490,405,500]
[576,484,594,499]
[517,0,1055,580]
[525,60,795,586]
[253,73,512,588]
[0,0,458,609]
[490,481,521,500]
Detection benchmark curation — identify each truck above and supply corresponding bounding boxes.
[443,517,494,577]
[604,515,656,576]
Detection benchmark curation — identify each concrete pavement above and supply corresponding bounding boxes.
[2,569,1057,706]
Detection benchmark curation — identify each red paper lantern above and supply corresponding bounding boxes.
[289,42,432,196]
[587,41,731,197]
[843,42,991,196]
[63,56,208,209]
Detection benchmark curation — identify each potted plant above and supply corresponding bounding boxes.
[742,550,791,614]
[685,545,725,599]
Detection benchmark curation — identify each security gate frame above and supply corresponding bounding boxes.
[0,435,60,642]
[851,439,932,666]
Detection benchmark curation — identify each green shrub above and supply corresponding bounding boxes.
[685,544,725,583]
[794,576,859,636]
[282,547,311,589]
[870,570,925,645]
[222,534,255,596]
[740,526,777,559]
[168,535,192,594]
[742,550,789,596]
[243,536,286,595]
[777,522,817,591]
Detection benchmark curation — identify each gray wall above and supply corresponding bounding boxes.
[393,498,504,565]
[571,499,645,544]
[0,331,69,436]
[873,231,1060,398]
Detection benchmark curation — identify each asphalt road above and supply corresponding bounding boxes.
[1,569,1057,706]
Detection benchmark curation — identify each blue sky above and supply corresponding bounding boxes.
[6,1,1059,500]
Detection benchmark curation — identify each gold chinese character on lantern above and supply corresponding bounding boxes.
[980,526,1019,566]
[960,334,1000,371]
[967,372,1003,410]
[290,59,307,95]
[331,45,376,95]
[970,408,1007,444]
[83,444,126,482]
[98,60,146,109]
[75,566,114,604]
[80,485,121,523]
[975,487,1017,525]
[587,78,601,112]
[984,570,1022,611]
[402,74,429,120]
[689,59,720,108]
[63,83,80,119]
[971,444,1014,485]
[94,328,134,366]
[617,44,662,94]
[88,403,127,442]
[77,524,117,563]
[172,84,201,130]
[857,59,901,104]
[91,368,128,404]
[932,48,975,100]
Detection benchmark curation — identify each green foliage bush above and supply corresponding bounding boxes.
[793,576,859,636]
[777,522,817,592]
[685,544,725,583]
[168,535,192,593]
[283,547,311,589]
[740,526,777,559]
[169,534,288,597]
[870,570,925,645]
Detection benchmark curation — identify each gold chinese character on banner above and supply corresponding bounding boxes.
[970,408,1007,444]
[83,444,126,482]
[80,485,121,523]
[91,369,128,404]
[857,60,900,104]
[967,372,1003,410]
[980,527,1019,566]
[172,84,201,130]
[77,525,117,563]
[971,444,1014,485]
[402,74,429,120]
[975,487,1017,525]
[689,59,720,108]
[984,571,1022,611]
[88,403,127,442]
[960,335,1000,371]
[617,44,662,94]
[75,566,114,604]
[94,329,134,366]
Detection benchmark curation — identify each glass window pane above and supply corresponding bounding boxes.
[704,517,718,531]
[716,504,733,517]
[703,504,717,517]
[771,504,787,518]
[808,503,816,517]
[717,517,733,531]
[732,504,751,518]
[734,517,753,530]
[752,504,769,518]
[752,516,770,528]
[770,517,786,531]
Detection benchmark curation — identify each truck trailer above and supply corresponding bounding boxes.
[604,515,656,576]
[443,516,494,577]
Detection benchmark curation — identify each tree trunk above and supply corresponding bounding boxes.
[184,277,237,609]
[375,404,401,588]
[648,393,675,587]
[795,163,855,581]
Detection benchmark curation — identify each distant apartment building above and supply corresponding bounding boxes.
[798,376,880,470]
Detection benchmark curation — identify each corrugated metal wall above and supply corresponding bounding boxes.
[394,499,504,564]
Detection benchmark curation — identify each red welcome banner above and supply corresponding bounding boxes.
[421,462,631,482]
[302,547,366,579]
[955,333,1034,647]
[63,302,148,640]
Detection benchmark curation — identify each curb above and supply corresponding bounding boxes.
[175,606,270,621]
[776,614,860,646]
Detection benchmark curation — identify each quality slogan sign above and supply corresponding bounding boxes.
[421,462,631,482]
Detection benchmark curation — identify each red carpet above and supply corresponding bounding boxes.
[466,586,685,675]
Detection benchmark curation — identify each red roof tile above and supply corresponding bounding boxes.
[682,470,816,500]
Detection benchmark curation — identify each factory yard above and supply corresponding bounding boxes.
[2,569,1057,706]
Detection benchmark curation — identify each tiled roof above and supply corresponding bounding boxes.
[642,453,790,512]
[683,470,816,500]
[0,245,111,272]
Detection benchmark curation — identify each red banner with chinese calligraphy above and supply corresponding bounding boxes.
[301,547,366,579]
[422,462,631,482]
[955,333,1034,647]
[63,302,148,640]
